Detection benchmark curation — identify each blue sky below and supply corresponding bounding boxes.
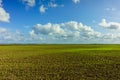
[0,0,120,44]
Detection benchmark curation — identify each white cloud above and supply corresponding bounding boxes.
[0,27,24,41]
[39,5,47,13]
[48,2,58,8]
[29,30,36,37]
[72,0,80,4]
[0,27,8,35]
[31,23,65,36]
[99,19,120,30]
[22,0,35,7]
[0,7,10,22]
[30,21,101,40]
[0,0,10,22]
[48,2,64,8]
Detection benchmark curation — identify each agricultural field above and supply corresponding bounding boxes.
[0,44,120,80]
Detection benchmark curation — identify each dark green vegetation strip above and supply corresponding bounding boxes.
[0,44,120,80]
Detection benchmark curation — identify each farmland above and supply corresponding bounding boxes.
[0,44,120,80]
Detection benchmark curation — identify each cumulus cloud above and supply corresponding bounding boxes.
[30,21,101,41]
[0,28,43,43]
[0,1,10,22]
[29,30,36,37]
[22,0,35,7]
[99,19,120,30]
[30,23,65,36]
[39,5,47,13]
[0,27,25,42]
[72,0,80,4]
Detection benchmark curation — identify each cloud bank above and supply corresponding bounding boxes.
[1,20,120,43]
[30,21,101,40]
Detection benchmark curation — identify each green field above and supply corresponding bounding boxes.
[0,44,120,80]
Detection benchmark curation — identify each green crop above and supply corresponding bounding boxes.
[0,44,120,80]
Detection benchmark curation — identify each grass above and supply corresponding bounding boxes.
[0,44,120,80]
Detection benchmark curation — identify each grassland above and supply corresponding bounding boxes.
[0,44,120,80]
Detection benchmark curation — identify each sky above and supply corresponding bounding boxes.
[0,0,120,44]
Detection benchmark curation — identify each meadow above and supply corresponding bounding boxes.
[0,44,120,80]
